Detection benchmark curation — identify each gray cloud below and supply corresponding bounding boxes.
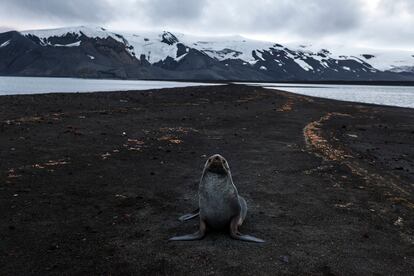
[203,0,362,36]
[0,0,114,24]
[0,26,13,33]
[380,0,414,14]
[140,0,207,23]
[0,0,413,49]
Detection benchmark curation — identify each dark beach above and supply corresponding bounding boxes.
[0,84,413,275]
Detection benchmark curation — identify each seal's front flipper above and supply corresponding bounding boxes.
[230,216,265,243]
[169,219,206,241]
[178,208,199,222]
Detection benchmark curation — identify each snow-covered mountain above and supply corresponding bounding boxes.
[0,26,413,81]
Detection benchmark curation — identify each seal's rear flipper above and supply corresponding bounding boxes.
[170,219,206,241]
[178,208,199,222]
[169,231,205,241]
[231,233,265,243]
[230,215,265,243]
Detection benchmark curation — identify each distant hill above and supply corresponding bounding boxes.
[0,26,413,81]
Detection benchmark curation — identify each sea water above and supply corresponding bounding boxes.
[1,77,413,108]
[244,82,414,109]
[0,76,219,95]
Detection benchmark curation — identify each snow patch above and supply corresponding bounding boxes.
[294,59,314,71]
[321,61,329,68]
[389,66,414,73]
[259,66,267,70]
[0,40,10,48]
[175,53,188,62]
[255,51,265,61]
[22,26,116,41]
[54,41,81,47]
[87,55,95,60]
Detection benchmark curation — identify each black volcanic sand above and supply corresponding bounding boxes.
[0,85,413,275]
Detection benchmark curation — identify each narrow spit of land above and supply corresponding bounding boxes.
[0,84,413,275]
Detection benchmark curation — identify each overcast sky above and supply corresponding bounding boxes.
[0,0,413,50]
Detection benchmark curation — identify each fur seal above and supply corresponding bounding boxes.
[170,154,264,243]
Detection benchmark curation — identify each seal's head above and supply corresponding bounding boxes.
[204,154,230,175]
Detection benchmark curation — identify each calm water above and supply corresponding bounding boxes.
[0,76,219,95]
[241,82,414,108]
[0,77,413,108]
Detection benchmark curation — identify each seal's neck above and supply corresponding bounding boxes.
[202,172,230,186]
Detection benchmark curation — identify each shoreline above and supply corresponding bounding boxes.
[1,77,413,110]
[0,85,413,274]
[2,87,413,110]
[2,87,412,114]
[2,74,414,86]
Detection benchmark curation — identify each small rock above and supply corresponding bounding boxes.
[394,217,404,226]
[48,244,59,250]
[279,255,289,263]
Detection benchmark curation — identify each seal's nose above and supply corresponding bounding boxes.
[214,156,220,160]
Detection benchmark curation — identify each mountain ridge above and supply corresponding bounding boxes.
[0,26,413,81]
